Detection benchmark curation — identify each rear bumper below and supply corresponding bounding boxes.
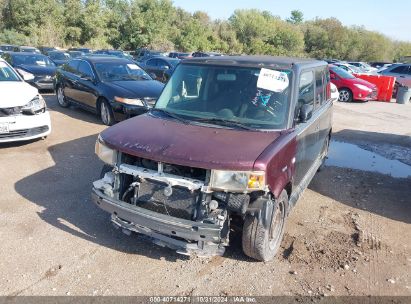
[91,188,225,256]
[0,111,51,142]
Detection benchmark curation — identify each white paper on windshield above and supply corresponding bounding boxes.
[127,64,141,70]
[36,61,46,66]
[0,61,8,68]
[257,68,289,92]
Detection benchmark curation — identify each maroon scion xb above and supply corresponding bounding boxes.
[92,56,333,261]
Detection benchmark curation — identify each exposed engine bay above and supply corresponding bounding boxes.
[92,152,255,256]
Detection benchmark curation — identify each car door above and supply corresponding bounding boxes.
[71,60,98,109]
[62,59,80,101]
[293,70,321,188]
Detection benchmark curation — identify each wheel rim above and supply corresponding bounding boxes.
[57,87,65,105]
[268,201,284,250]
[101,102,109,125]
[339,90,350,102]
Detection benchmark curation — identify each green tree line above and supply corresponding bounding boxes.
[1,0,410,61]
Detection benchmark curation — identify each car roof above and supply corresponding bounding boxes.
[183,55,326,69]
[79,56,132,63]
[5,52,45,56]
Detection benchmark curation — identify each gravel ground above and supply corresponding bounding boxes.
[0,97,410,297]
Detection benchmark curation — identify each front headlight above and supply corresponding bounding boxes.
[209,170,266,192]
[22,94,46,114]
[95,135,117,165]
[114,96,144,106]
[354,84,372,92]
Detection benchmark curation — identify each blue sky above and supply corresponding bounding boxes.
[172,0,411,42]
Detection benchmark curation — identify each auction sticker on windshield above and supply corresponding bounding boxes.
[0,123,10,134]
[127,64,141,70]
[257,68,289,92]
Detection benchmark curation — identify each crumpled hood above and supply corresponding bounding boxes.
[105,80,164,98]
[0,81,38,108]
[16,65,56,76]
[100,114,282,170]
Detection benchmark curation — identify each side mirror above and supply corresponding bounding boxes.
[299,104,314,123]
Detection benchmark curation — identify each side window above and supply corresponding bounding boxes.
[78,61,93,78]
[325,69,331,101]
[66,60,80,74]
[146,59,157,67]
[295,70,314,123]
[390,66,407,74]
[315,69,325,108]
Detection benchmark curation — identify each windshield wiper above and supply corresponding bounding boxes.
[150,108,189,124]
[193,117,255,130]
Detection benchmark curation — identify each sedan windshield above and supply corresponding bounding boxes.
[12,54,55,67]
[330,66,355,79]
[0,61,21,81]
[94,62,151,81]
[155,64,292,130]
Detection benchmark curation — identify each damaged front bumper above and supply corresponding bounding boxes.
[91,188,226,257]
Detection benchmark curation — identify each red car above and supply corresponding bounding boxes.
[329,65,377,102]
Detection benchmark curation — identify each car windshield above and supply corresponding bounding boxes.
[49,52,70,60]
[0,61,21,81]
[94,62,151,81]
[12,54,54,67]
[331,66,355,79]
[155,64,293,130]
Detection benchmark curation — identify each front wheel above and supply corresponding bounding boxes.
[242,190,288,261]
[338,88,353,102]
[57,85,70,108]
[99,99,115,126]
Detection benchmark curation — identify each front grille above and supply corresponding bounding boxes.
[136,180,199,220]
[0,107,22,117]
[0,125,49,139]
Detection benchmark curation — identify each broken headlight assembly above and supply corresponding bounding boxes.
[95,135,117,165]
[21,95,46,115]
[209,170,266,192]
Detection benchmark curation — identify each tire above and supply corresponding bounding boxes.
[318,134,330,172]
[242,190,288,261]
[56,85,70,108]
[99,99,115,126]
[338,88,353,102]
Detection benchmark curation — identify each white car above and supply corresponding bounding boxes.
[0,58,51,143]
[330,82,339,102]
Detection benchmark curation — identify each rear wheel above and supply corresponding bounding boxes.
[99,99,115,126]
[57,85,70,108]
[338,88,353,102]
[242,190,288,261]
